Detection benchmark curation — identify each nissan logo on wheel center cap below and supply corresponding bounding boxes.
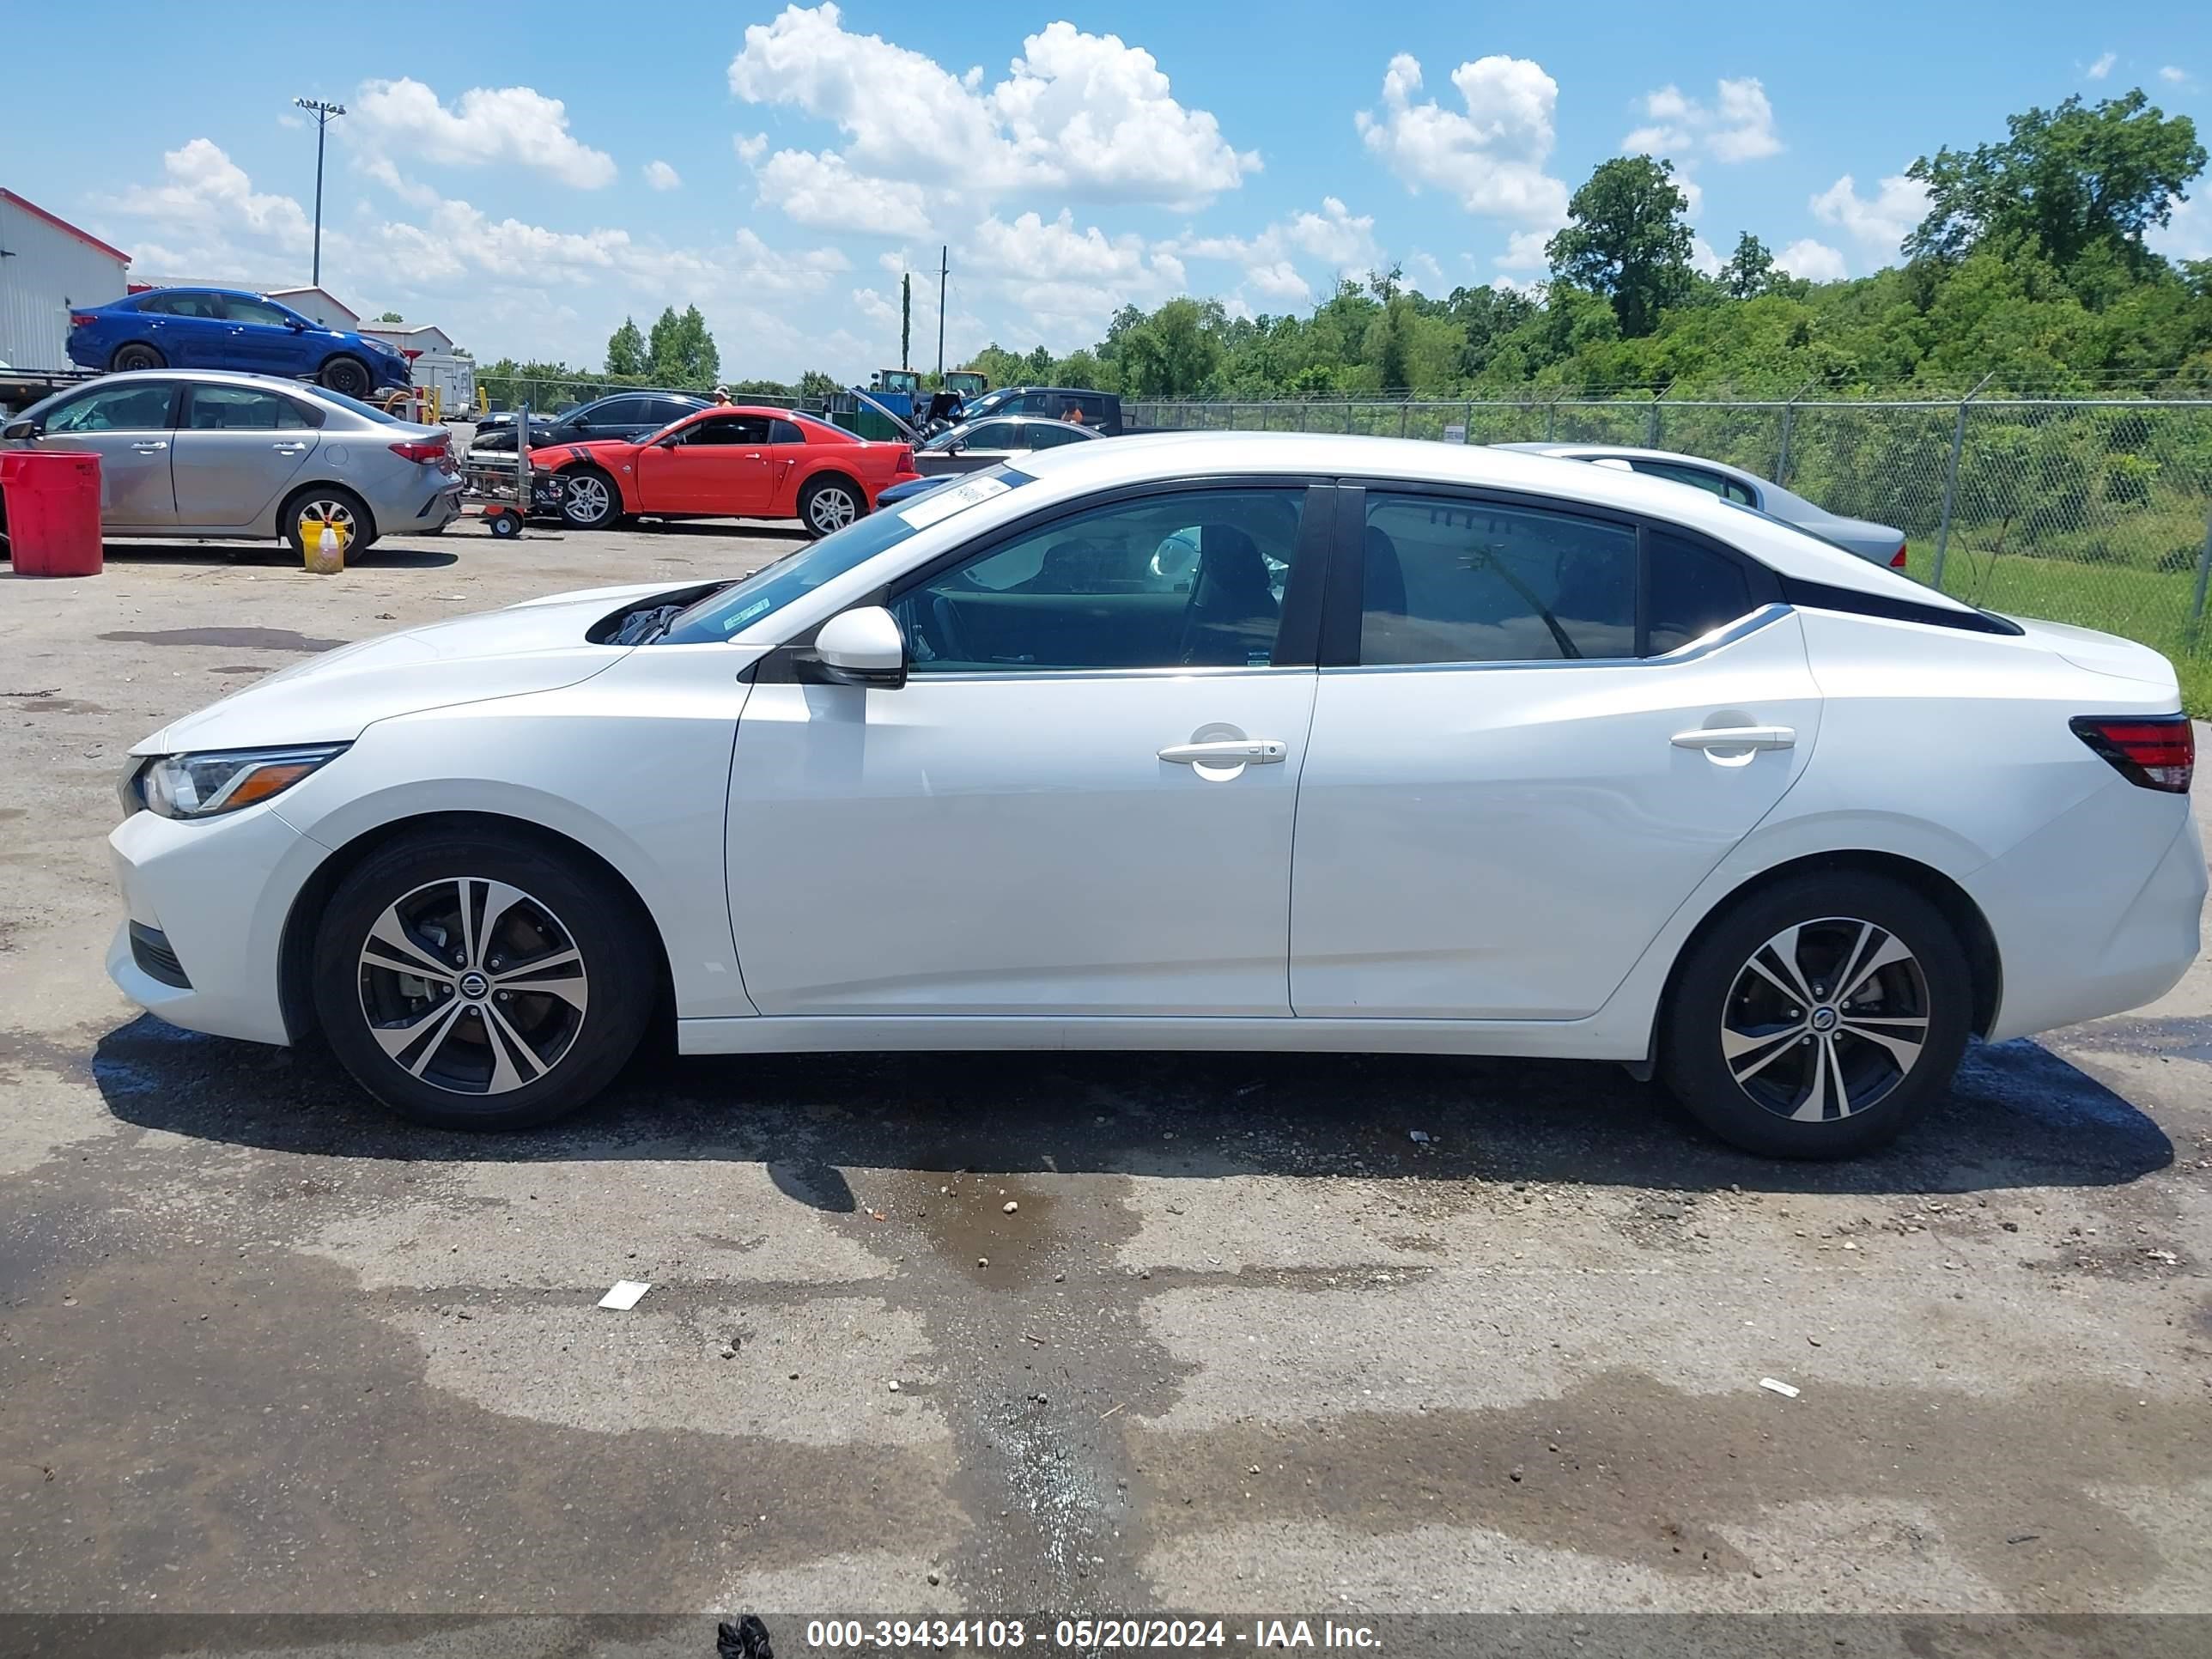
[459,971,490,1000]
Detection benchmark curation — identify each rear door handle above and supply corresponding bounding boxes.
[1159,738,1286,765]
[130,441,169,453]
[1672,725,1795,751]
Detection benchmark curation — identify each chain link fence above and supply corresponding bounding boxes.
[472,373,805,418]
[1128,394,2212,714]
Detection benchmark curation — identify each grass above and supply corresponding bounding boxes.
[1902,544,2212,716]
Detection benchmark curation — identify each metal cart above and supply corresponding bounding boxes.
[459,404,565,537]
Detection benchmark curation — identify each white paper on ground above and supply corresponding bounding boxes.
[598,1279,652,1310]
[1758,1376,1801,1398]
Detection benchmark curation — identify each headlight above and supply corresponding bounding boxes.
[127,744,348,820]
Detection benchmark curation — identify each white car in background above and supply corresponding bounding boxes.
[1499,442,1911,568]
[106,434,2202,1158]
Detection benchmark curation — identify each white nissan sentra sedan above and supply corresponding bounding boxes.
[106,434,2203,1158]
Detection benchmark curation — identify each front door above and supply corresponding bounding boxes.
[726,483,1329,1017]
[1291,489,1820,1020]
[35,379,183,527]
[219,295,310,375]
[637,412,771,514]
[170,384,319,527]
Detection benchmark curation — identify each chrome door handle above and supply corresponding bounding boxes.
[272,442,308,453]
[130,441,169,452]
[1673,725,1795,751]
[745,452,763,459]
[1159,738,1286,765]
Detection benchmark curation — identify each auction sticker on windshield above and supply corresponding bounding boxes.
[898,472,1018,530]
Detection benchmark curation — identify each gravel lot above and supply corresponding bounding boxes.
[3,520,2209,1644]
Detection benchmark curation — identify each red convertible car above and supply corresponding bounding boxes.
[531,404,919,538]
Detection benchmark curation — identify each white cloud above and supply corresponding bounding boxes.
[2159,65,2189,84]
[1674,172,1705,219]
[1494,228,1551,270]
[964,209,1183,340]
[109,138,315,251]
[1167,196,1379,300]
[756,148,933,237]
[1407,250,1445,290]
[1690,236,1724,278]
[1244,260,1310,304]
[734,132,769,163]
[352,78,617,189]
[2151,193,2209,261]
[1776,238,1848,282]
[642,160,680,191]
[1624,76,1780,164]
[1356,52,1570,231]
[361,155,441,210]
[2087,51,2118,80]
[851,286,898,326]
[1810,171,1929,258]
[726,3,1254,230]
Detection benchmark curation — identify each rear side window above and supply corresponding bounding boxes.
[769,419,805,445]
[1359,494,1637,664]
[1646,529,1757,654]
[187,385,317,430]
[1631,458,1755,507]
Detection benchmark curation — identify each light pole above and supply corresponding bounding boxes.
[292,98,346,287]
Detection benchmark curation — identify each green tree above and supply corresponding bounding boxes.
[374,310,405,323]
[645,304,720,387]
[1905,90,2207,274]
[1365,293,1414,392]
[900,275,912,371]
[1116,298,1224,395]
[1546,155,1695,337]
[1718,233,1778,300]
[796,369,840,402]
[605,316,647,378]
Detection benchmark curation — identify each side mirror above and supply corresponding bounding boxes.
[3,417,37,440]
[808,605,906,690]
[287,319,307,331]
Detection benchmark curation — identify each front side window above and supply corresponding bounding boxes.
[45,382,178,433]
[222,296,292,328]
[896,487,1308,673]
[187,386,314,430]
[1359,493,1636,665]
[677,414,772,447]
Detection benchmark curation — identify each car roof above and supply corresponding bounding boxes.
[1008,431,1968,606]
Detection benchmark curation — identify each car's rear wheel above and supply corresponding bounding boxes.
[798,474,861,538]
[281,483,376,562]
[1658,872,1972,1158]
[111,343,164,372]
[312,829,658,1130]
[319,356,372,398]
[559,467,623,529]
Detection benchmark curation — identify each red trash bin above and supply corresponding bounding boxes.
[0,447,104,576]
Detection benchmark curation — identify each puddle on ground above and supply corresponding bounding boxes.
[97,628,344,653]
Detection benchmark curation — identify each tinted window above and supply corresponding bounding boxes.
[1023,422,1089,449]
[44,382,178,433]
[187,386,314,430]
[769,419,805,445]
[141,293,224,319]
[679,414,772,446]
[222,296,292,327]
[1631,459,1755,506]
[1359,494,1637,665]
[1645,529,1757,654]
[897,487,1307,673]
[659,398,708,425]
[577,398,647,427]
[961,422,1020,449]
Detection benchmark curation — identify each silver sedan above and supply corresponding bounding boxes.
[1497,442,1910,568]
[1,369,461,558]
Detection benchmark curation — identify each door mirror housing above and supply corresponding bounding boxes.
[3,417,37,440]
[807,605,907,690]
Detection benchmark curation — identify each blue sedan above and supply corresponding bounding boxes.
[67,289,412,401]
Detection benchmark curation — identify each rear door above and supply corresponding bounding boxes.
[138,293,229,368]
[171,383,320,527]
[634,412,771,514]
[34,380,183,526]
[1289,484,1820,1020]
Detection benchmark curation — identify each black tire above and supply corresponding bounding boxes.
[559,466,623,530]
[797,473,862,538]
[280,483,377,562]
[319,356,372,398]
[312,828,658,1130]
[487,511,520,538]
[1658,871,1972,1159]
[111,342,165,372]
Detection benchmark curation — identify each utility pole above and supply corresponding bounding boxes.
[293,98,347,287]
[935,244,948,380]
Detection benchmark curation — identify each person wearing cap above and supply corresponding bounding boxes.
[712,386,732,405]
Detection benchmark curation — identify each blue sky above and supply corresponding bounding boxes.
[7,3,2206,379]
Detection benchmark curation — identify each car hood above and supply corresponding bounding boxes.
[131,585,682,754]
[530,437,637,467]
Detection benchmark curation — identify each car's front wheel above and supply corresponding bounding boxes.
[559,467,623,530]
[1658,871,1972,1158]
[312,828,658,1130]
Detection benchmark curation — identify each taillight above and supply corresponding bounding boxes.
[894,445,916,474]
[70,313,97,329]
[388,438,448,464]
[2070,715,2195,794]
[1889,542,1909,569]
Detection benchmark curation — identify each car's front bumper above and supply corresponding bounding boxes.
[106,801,325,1047]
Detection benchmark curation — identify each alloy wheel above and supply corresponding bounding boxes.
[356,877,590,1096]
[1720,917,1929,1122]
[297,498,357,551]
[563,474,611,526]
[808,485,857,533]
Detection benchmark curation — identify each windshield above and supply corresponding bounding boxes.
[658,466,1037,644]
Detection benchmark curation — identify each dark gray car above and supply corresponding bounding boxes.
[467,391,710,457]
[2,369,460,558]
